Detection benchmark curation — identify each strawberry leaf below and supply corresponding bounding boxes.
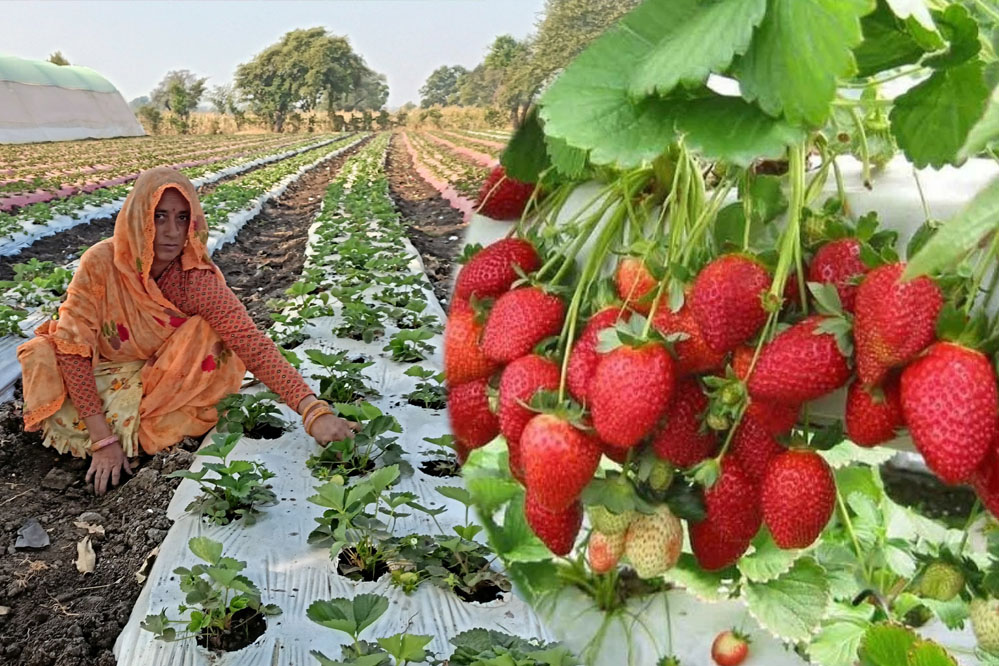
[595,327,622,354]
[738,530,802,583]
[934,303,967,342]
[960,84,999,160]
[661,553,728,601]
[661,477,706,522]
[923,4,980,69]
[581,475,655,515]
[853,1,929,78]
[744,557,831,642]
[809,281,845,316]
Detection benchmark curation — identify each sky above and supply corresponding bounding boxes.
[3,0,547,108]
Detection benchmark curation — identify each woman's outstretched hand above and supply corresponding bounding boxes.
[86,445,133,496]
[309,413,361,446]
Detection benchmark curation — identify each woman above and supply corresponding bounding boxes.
[18,167,359,495]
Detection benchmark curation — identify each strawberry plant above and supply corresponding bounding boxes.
[382,327,435,362]
[215,391,287,438]
[305,348,380,403]
[306,402,408,480]
[307,593,432,666]
[140,536,281,649]
[404,366,446,409]
[0,304,26,337]
[419,434,461,478]
[335,301,386,342]
[169,432,277,526]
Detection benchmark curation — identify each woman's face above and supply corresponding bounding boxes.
[153,188,190,265]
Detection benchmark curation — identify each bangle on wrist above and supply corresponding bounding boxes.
[301,399,329,422]
[90,434,119,452]
[304,406,334,437]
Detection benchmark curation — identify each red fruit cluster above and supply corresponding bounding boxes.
[476,166,537,221]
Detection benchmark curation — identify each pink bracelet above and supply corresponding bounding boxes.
[90,435,119,452]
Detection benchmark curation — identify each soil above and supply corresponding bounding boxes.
[194,606,268,652]
[419,458,460,478]
[336,547,390,581]
[385,132,466,309]
[455,579,505,604]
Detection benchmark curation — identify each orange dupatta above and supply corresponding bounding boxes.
[18,167,246,453]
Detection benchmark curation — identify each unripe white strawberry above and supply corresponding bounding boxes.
[587,531,625,574]
[623,505,683,579]
[971,598,999,654]
[587,505,636,536]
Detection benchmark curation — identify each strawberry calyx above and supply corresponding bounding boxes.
[456,242,485,265]
[595,313,667,353]
[580,469,656,517]
[935,305,999,356]
[526,388,588,429]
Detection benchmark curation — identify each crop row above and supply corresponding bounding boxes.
[405,131,490,199]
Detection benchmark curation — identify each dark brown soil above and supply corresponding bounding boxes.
[195,606,268,652]
[0,394,200,666]
[336,547,390,581]
[455,579,504,604]
[385,132,466,308]
[213,138,367,330]
[419,458,460,478]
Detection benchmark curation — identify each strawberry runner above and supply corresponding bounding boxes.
[17,167,312,457]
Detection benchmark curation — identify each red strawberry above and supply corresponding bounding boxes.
[615,257,657,314]
[689,519,753,571]
[507,438,526,484]
[599,441,630,465]
[116,323,130,343]
[652,303,726,376]
[730,415,785,486]
[854,262,942,386]
[845,376,903,447]
[587,530,625,574]
[443,307,499,386]
[690,254,771,353]
[808,238,867,313]
[455,439,472,465]
[481,287,565,363]
[901,342,999,484]
[971,446,999,520]
[762,450,836,549]
[732,346,799,435]
[524,494,582,556]
[476,166,536,221]
[590,343,674,449]
[567,307,628,403]
[453,238,541,302]
[498,354,561,448]
[447,378,499,450]
[748,316,851,404]
[702,458,762,544]
[522,414,602,510]
[712,629,751,666]
[651,378,718,467]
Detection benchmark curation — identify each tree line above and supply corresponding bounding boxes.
[418,0,639,126]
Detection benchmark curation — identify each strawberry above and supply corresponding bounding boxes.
[651,378,718,467]
[652,303,726,376]
[615,257,657,314]
[689,519,753,571]
[443,306,499,386]
[730,415,785,486]
[587,505,637,536]
[807,238,867,313]
[498,355,561,447]
[761,450,836,549]
[901,342,999,484]
[845,376,903,447]
[476,166,536,221]
[447,378,499,450]
[972,447,999,519]
[732,345,799,435]
[970,598,999,654]
[524,494,582,556]
[587,530,625,574]
[711,630,751,666]
[521,414,602,510]
[702,459,762,544]
[481,286,565,363]
[918,562,965,602]
[590,342,674,449]
[453,238,541,302]
[690,254,771,353]
[854,262,942,386]
[623,505,684,579]
[455,439,472,465]
[567,307,628,403]
[507,438,526,484]
[599,441,630,465]
[748,315,852,405]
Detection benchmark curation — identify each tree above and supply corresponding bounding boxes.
[47,51,70,66]
[128,96,150,110]
[235,27,378,132]
[150,70,207,131]
[419,65,468,108]
[530,0,640,79]
[340,71,389,111]
[136,105,162,134]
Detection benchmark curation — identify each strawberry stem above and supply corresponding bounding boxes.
[958,497,981,554]
[836,486,871,583]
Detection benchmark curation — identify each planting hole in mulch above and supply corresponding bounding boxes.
[245,422,286,440]
[336,547,390,581]
[419,458,460,478]
[454,579,505,604]
[407,396,446,410]
[195,607,268,652]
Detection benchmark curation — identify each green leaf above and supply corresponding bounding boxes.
[544,135,588,180]
[853,0,929,77]
[311,652,386,666]
[908,640,959,666]
[377,632,432,663]
[501,108,550,183]
[661,553,727,601]
[744,557,831,642]
[368,465,400,493]
[820,439,897,469]
[923,4,980,69]
[884,0,936,31]
[920,596,969,630]
[437,485,473,507]
[306,594,388,639]
[808,604,874,666]
[538,0,681,168]
[675,94,806,166]
[890,60,990,168]
[903,178,999,279]
[628,0,767,97]
[858,622,917,666]
[188,537,223,565]
[465,475,521,515]
[737,0,873,127]
[496,495,552,562]
[738,530,802,583]
[960,83,999,159]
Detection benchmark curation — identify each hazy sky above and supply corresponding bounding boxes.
[3,1,547,107]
